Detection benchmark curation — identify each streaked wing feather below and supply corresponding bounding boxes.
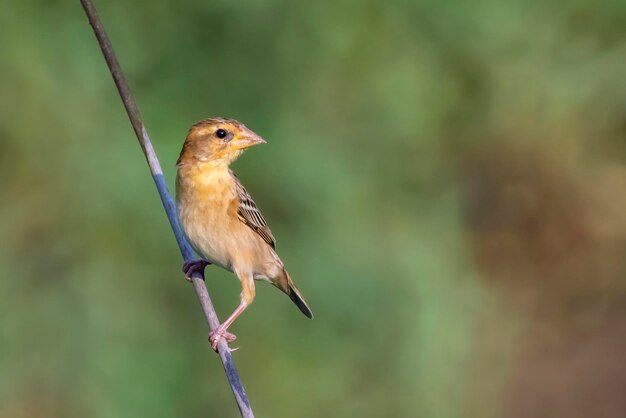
[232,172,276,248]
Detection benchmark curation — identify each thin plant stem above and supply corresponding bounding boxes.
[78,1,254,416]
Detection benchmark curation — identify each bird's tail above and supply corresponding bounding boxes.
[279,269,313,319]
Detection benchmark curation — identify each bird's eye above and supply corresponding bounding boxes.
[215,129,228,139]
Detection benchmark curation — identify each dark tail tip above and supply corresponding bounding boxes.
[289,287,314,319]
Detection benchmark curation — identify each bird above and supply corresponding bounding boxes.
[176,117,313,351]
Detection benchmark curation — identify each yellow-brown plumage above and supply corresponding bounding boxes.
[176,117,312,350]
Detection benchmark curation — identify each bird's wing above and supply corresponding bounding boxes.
[232,172,276,248]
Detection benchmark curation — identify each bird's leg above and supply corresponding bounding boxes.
[209,302,247,351]
[209,273,255,351]
[182,259,210,282]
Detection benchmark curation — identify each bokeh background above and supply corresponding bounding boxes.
[1,0,626,417]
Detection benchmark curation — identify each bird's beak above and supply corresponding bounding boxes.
[231,128,266,150]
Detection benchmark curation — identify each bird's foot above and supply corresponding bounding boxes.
[209,327,237,352]
[182,259,210,282]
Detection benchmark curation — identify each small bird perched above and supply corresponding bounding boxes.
[176,117,313,351]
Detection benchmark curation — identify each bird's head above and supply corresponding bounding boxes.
[177,117,266,166]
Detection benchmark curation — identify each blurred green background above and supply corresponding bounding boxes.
[1,0,626,417]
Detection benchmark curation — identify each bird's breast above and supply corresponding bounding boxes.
[176,167,240,269]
